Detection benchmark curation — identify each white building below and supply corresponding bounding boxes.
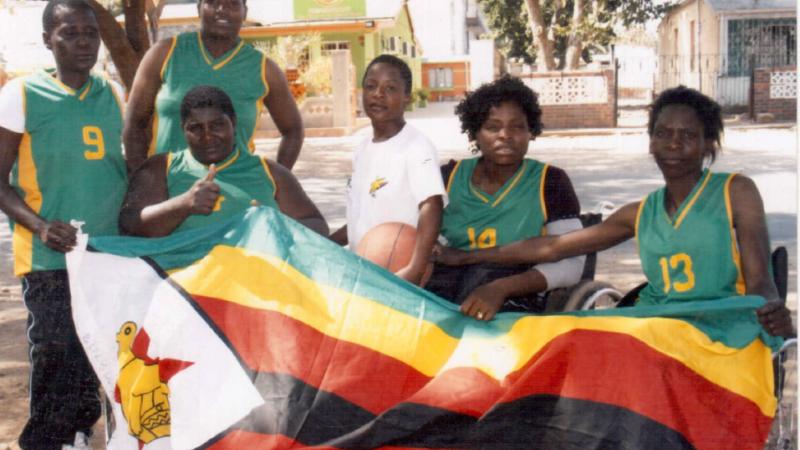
[407,0,494,92]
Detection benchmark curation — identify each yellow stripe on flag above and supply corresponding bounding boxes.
[170,246,460,377]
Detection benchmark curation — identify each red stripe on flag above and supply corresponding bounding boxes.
[498,329,773,450]
[193,296,772,449]
[194,295,433,415]
[405,329,772,449]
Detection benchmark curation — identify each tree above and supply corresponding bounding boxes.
[479,0,673,71]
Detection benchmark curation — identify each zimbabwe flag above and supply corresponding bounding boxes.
[68,207,780,450]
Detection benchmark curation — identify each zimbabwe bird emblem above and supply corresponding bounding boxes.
[115,321,171,444]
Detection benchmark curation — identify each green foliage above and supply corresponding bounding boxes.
[479,0,536,64]
[253,34,320,70]
[299,56,332,97]
[414,87,429,107]
[252,34,333,98]
[478,0,674,67]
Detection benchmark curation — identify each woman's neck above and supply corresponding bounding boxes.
[664,169,704,212]
[54,68,90,91]
[372,119,405,143]
[480,157,521,182]
[473,157,522,195]
[201,33,238,58]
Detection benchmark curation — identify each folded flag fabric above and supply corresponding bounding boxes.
[67,207,780,450]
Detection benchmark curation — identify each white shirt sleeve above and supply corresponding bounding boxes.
[0,78,25,133]
[535,217,585,289]
[405,133,448,208]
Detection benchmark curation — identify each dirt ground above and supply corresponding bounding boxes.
[0,104,795,448]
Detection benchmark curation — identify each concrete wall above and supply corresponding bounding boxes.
[520,70,616,129]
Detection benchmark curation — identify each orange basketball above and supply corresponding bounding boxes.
[356,222,432,285]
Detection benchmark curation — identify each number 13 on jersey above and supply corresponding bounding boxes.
[659,253,696,293]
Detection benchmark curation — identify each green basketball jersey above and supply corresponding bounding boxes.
[441,157,548,250]
[166,148,278,233]
[153,32,268,155]
[12,70,127,275]
[636,170,745,305]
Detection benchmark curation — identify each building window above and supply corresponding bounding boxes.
[411,45,416,58]
[673,28,678,56]
[726,17,796,76]
[321,41,350,55]
[402,41,408,56]
[388,36,397,51]
[429,67,453,88]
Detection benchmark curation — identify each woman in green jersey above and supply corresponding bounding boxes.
[435,86,792,337]
[120,85,327,237]
[426,76,584,321]
[0,1,126,446]
[124,0,303,171]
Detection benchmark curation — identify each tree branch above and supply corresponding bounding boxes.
[524,0,556,71]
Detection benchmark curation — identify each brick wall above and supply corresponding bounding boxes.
[753,66,797,122]
[519,70,616,129]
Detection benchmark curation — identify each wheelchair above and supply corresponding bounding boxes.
[542,211,625,312]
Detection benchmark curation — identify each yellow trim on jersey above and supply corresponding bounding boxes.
[13,133,42,276]
[634,197,647,244]
[147,114,159,157]
[469,183,489,203]
[445,160,461,192]
[259,158,278,198]
[47,75,75,95]
[538,163,549,222]
[213,148,240,172]
[724,173,746,294]
[46,75,93,101]
[198,32,245,70]
[673,170,712,229]
[166,152,174,175]
[260,54,271,98]
[248,55,270,153]
[77,79,93,101]
[491,160,527,207]
[160,36,178,81]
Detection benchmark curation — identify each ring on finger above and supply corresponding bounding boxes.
[476,311,484,320]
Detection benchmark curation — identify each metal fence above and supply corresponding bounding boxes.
[657,52,796,109]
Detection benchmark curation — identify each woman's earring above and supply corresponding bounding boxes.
[469,141,479,155]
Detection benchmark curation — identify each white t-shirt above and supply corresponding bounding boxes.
[0,75,125,133]
[346,123,448,250]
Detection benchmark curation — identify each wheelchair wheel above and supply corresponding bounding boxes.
[562,280,624,311]
[767,338,797,450]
